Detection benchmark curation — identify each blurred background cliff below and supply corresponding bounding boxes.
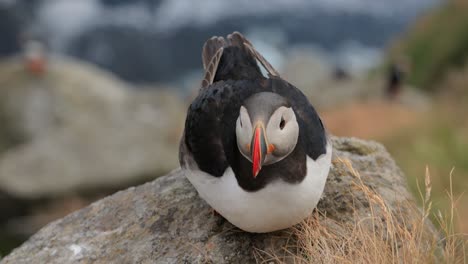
[0,0,467,257]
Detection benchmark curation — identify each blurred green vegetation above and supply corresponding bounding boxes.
[382,1,468,232]
[391,1,468,90]
[383,104,468,226]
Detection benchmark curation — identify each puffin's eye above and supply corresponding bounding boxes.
[240,118,243,127]
[279,117,285,130]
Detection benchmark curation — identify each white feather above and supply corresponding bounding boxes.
[183,142,332,233]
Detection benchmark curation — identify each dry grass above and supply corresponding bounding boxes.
[257,159,467,264]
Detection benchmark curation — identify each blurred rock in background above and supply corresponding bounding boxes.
[0,0,439,87]
[0,53,185,253]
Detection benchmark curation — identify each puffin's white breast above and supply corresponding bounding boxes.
[183,143,332,233]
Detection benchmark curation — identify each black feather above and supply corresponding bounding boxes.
[181,34,326,191]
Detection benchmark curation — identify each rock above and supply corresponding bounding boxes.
[1,137,438,263]
[0,56,185,198]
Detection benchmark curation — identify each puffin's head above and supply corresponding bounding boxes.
[236,92,299,177]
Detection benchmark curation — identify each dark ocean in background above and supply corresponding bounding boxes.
[0,0,440,85]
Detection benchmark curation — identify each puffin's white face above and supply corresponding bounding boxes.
[236,105,299,177]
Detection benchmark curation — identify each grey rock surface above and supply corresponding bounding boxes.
[1,137,437,263]
[0,57,185,198]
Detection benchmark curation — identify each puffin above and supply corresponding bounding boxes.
[179,32,332,233]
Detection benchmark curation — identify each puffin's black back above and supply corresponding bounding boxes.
[214,46,262,82]
[182,34,327,191]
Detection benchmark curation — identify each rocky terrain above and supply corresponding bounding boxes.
[1,137,439,263]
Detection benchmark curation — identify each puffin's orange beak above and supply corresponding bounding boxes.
[251,124,267,178]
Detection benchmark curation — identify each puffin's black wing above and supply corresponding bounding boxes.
[183,80,264,177]
[182,32,266,176]
[201,36,225,88]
